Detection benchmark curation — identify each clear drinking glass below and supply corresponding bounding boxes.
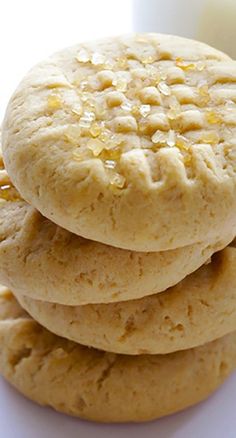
[133,0,236,59]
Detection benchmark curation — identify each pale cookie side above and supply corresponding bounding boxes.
[0,200,233,304]
[15,244,236,354]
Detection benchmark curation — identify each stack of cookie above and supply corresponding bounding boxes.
[0,34,236,423]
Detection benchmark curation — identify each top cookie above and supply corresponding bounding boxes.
[3,33,236,251]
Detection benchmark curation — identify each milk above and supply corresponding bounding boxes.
[133,0,236,59]
[197,0,236,59]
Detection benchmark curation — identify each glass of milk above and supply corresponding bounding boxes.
[133,0,236,59]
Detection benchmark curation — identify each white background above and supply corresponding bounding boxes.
[0,1,236,437]
[0,0,132,121]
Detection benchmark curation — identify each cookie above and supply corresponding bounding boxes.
[2,34,236,251]
[0,288,235,423]
[15,243,236,354]
[1,201,233,305]
[0,146,232,304]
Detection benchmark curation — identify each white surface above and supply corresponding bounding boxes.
[0,1,236,436]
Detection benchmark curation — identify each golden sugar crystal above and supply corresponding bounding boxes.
[79,111,95,129]
[64,126,81,143]
[87,138,105,156]
[175,57,183,64]
[71,106,82,117]
[47,94,62,110]
[139,104,151,118]
[131,105,140,117]
[104,159,116,169]
[167,130,176,147]
[91,52,106,66]
[206,111,222,124]
[76,49,90,63]
[104,146,121,161]
[110,133,123,147]
[99,129,111,143]
[158,81,171,96]
[182,63,196,71]
[84,102,97,114]
[121,101,133,112]
[176,135,189,151]
[90,122,102,138]
[151,130,167,144]
[78,119,91,129]
[104,133,122,149]
[109,171,126,188]
[167,97,181,120]
[176,58,196,71]
[85,101,97,112]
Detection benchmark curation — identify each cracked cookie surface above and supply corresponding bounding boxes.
[2,34,236,250]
